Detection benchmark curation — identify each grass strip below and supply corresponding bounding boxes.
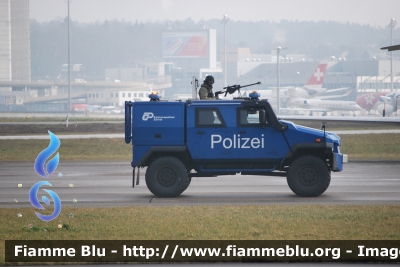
[1,134,400,161]
[1,205,400,264]
[290,120,400,130]
[0,138,130,161]
[0,123,123,136]
[341,133,400,160]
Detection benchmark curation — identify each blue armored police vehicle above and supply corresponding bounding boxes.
[124,97,343,198]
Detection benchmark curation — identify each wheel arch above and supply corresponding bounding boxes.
[135,146,193,168]
[282,143,332,169]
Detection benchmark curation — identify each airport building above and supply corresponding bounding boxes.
[0,0,31,83]
[162,29,223,96]
[0,6,398,112]
[87,90,163,108]
[0,0,31,109]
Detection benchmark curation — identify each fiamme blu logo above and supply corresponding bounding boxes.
[29,131,62,221]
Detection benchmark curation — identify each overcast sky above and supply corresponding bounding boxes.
[29,0,399,28]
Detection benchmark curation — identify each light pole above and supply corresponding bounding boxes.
[276,46,287,115]
[67,0,71,111]
[221,15,230,87]
[237,68,241,83]
[389,18,397,92]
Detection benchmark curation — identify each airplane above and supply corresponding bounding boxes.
[278,84,362,115]
[213,61,351,104]
[241,61,350,109]
[356,92,400,116]
[270,61,350,100]
[285,97,362,114]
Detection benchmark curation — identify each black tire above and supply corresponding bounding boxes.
[182,177,192,193]
[145,156,189,197]
[287,155,330,197]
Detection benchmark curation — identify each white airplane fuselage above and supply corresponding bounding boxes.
[290,98,362,112]
[272,86,330,99]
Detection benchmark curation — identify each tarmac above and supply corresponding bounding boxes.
[1,129,400,139]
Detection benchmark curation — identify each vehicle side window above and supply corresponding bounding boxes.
[196,108,226,127]
[237,108,268,126]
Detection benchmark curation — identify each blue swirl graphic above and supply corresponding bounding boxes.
[46,153,59,177]
[42,196,50,205]
[29,181,62,222]
[34,131,60,178]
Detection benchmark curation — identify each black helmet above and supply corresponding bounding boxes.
[204,75,214,83]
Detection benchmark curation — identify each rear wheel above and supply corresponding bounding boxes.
[145,156,189,197]
[287,155,330,197]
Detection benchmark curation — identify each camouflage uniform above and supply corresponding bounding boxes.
[199,83,218,100]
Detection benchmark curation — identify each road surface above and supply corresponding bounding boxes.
[1,161,399,207]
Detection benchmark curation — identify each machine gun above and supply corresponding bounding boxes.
[219,81,261,97]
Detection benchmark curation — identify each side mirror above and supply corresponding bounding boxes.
[259,110,267,128]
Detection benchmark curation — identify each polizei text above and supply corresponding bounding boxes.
[211,134,264,149]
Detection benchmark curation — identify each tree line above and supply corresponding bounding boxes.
[30,18,399,80]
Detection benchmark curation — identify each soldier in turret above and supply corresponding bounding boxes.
[199,75,218,100]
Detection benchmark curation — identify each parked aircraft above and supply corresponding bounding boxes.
[285,98,362,114]
[263,61,359,115]
[279,84,361,115]
[241,61,350,110]
[271,61,349,100]
[356,92,400,116]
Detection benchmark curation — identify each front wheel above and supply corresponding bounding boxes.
[287,155,330,197]
[145,156,189,197]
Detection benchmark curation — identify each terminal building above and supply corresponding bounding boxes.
[0,0,31,109]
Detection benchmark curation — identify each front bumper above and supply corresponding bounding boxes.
[332,152,343,172]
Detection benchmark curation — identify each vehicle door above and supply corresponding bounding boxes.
[187,107,231,160]
[235,107,289,160]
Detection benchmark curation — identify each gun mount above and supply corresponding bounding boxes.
[222,81,261,97]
